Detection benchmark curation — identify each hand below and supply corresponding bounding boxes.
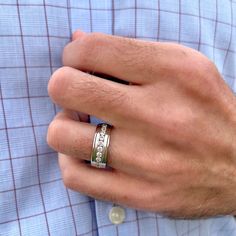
[47,30,236,218]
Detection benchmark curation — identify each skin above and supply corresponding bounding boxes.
[47,30,236,218]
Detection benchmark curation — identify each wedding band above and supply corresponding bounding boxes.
[90,123,112,168]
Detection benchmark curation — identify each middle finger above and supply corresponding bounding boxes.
[48,66,135,126]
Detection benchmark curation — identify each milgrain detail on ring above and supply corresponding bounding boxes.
[91,123,112,168]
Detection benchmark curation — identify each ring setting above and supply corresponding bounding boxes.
[91,123,112,168]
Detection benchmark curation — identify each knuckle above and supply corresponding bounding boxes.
[85,32,104,45]
[84,32,105,49]
[165,45,220,96]
[175,47,197,75]
[157,43,189,75]
[168,45,208,78]
[183,50,216,79]
[77,33,105,66]
[62,32,105,68]
[48,66,71,101]
[195,57,217,82]
[47,119,62,150]
[201,57,216,73]
[187,56,220,94]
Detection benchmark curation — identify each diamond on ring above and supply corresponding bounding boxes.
[98,141,104,147]
[97,146,103,152]
[96,152,102,158]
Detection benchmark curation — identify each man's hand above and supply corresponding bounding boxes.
[47,31,236,218]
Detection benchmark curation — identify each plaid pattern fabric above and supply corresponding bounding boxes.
[0,0,236,235]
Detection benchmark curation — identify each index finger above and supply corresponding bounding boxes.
[63,31,177,85]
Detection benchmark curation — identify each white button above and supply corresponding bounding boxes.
[109,206,126,225]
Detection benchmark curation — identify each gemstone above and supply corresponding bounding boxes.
[98,141,104,146]
[96,157,102,162]
[101,125,107,131]
[96,152,102,158]
[99,135,105,141]
[97,146,103,152]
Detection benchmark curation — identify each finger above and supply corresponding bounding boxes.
[48,66,136,124]
[47,111,136,173]
[58,153,157,211]
[72,31,130,85]
[72,30,86,41]
[63,31,171,85]
[48,111,169,182]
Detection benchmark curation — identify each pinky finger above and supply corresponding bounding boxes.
[58,153,157,210]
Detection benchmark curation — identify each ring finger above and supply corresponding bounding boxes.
[47,111,144,176]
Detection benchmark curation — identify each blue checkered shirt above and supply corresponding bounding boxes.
[0,0,236,235]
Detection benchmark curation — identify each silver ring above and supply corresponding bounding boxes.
[90,123,112,168]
